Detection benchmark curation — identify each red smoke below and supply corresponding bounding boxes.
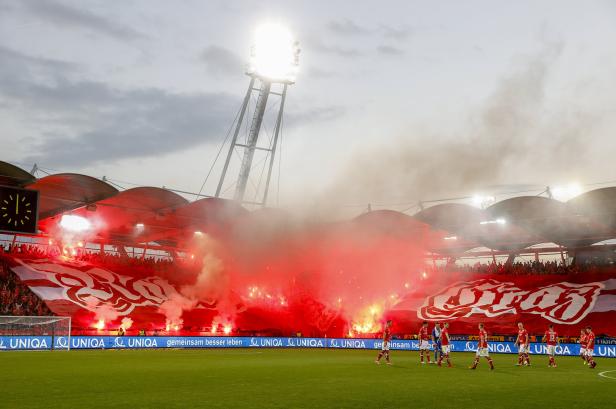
[184,209,430,337]
[39,208,432,336]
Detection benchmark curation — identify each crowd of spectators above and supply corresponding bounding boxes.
[0,259,53,316]
[3,242,614,279]
[1,242,614,339]
[436,259,613,276]
[0,242,199,281]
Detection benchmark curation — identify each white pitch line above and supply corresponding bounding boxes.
[598,370,616,380]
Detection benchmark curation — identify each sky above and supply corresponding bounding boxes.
[1,0,615,217]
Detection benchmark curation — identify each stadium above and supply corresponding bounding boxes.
[1,2,616,408]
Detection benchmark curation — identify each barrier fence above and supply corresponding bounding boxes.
[1,336,615,357]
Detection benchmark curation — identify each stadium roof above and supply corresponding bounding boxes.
[0,161,35,187]
[28,173,119,219]
[2,160,616,253]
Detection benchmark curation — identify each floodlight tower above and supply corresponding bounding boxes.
[215,23,300,205]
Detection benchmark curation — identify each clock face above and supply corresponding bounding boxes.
[0,186,39,234]
[2,192,33,228]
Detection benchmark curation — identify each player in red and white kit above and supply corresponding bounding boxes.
[544,324,559,368]
[470,323,494,370]
[585,326,597,369]
[515,322,531,366]
[375,320,393,365]
[579,329,588,365]
[437,322,452,367]
[418,321,432,364]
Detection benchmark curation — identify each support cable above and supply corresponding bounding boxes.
[276,114,284,206]
[196,100,244,198]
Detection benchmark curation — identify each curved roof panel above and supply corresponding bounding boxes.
[564,187,616,247]
[55,187,189,241]
[175,197,249,228]
[0,161,35,187]
[8,166,616,254]
[26,173,118,219]
[103,187,189,211]
[568,187,616,230]
[412,192,616,252]
[488,196,610,248]
[482,197,554,251]
[354,210,479,253]
[135,197,249,245]
[487,196,564,225]
[353,210,428,237]
[460,221,541,252]
[234,207,294,237]
[414,203,483,232]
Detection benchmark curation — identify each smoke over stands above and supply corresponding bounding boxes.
[161,208,429,337]
[312,42,608,218]
[157,43,584,335]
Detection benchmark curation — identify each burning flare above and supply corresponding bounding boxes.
[351,303,383,335]
[94,319,105,330]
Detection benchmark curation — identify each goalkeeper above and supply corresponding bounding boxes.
[431,322,443,364]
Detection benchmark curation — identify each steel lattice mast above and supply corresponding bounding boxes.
[215,24,299,206]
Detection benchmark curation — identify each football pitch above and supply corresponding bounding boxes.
[0,349,613,408]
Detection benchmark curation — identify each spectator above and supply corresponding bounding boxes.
[0,259,53,316]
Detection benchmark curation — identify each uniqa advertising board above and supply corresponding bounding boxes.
[0,336,615,357]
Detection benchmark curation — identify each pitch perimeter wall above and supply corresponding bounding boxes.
[1,336,615,357]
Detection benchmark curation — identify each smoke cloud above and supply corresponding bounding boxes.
[316,41,602,214]
[157,233,235,330]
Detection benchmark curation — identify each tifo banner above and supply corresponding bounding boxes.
[1,336,616,357]
[391,276,616,335]
[4,257,207,330]
[8,257,178,315]
[6,256,616,336]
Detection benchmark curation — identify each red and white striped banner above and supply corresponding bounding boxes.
[391,275,616,335]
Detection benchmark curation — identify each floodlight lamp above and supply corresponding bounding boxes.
[60,214,91,232]
[479,218,506,225]
[472,194,495,208]
[551,183,582,201]
[247,22,300,83]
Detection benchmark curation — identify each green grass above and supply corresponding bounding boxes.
[0,349,613,408]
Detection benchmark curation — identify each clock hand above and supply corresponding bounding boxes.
[16,194,19,215]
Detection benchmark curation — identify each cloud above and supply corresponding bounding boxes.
[18,0,146,41]
[304,37,361,58]
[0,46,237,166]
[0,46,343,167]
[0,45,80,78]
[0,0,12,12]
[306,66,337,79]
[286,106,346,126]
[319,21,411,58]
[201,46,244,78]
[23,91,237,167]
[377,45,404,56]
[318,42,592,210]
[327,20,412,41]
[326,19,371,36]
[378,24,412,40]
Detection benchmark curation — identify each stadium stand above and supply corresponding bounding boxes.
[434,260,616,276]
[1,160,615,339]
[0,257,53,316]
[2,243,615,338]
